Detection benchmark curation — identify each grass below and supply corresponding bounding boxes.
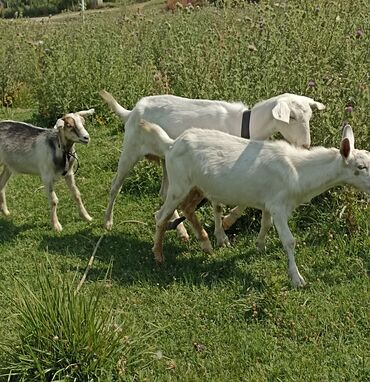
[0,1,369,380]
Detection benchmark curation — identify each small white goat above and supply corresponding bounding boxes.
[0,109,95,232]
[140,121,369,287]
[100,91,325,240]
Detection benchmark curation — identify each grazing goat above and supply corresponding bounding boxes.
[100,91,325,241]
[140,121,369,287]
[0,109,95,232]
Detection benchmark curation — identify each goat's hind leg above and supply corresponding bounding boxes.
[0,166,11,216]
[222,205,245,230]
[180,190,213,253]
[105,151,141,230]
[64,170,92,222]
[160,162,189,242]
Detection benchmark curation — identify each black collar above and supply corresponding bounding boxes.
[241,110,251,139]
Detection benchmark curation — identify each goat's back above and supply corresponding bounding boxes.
[130,95,246,139]
[167,129,301,208]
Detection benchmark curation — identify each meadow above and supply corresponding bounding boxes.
[0,0,369,380]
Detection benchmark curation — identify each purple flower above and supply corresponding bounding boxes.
[356,28,364,39]
[308,79,316,88]
[345,106,353,113]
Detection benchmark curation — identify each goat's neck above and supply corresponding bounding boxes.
[248,105,276,140]
[294,148,344,201]
[58,130,73,153]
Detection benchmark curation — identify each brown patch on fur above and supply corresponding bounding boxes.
[145,154,161,165]
[63,116,75,128]
[180,187,204,215]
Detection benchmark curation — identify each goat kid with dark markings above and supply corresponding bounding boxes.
[0,109,94,232]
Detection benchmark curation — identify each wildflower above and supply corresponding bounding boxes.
[345,105,353,113]
[308,79,316,88]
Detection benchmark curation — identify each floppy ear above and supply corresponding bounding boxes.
[53,118,65,129]
[77,108,95,117]
[309,101,325,111]
[272,101,290,124]
[340,124,355,160]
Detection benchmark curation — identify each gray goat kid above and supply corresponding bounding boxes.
[0,109,94,232]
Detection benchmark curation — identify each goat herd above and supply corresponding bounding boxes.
[0,91,369,287]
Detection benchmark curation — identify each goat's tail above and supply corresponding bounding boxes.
[100,90,131,123]
[139,120,174,158]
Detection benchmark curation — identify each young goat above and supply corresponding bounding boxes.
[0,109,95,232]
[100,90,325,242]
[140,121,369,287]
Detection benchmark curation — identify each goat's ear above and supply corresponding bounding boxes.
[272,101,290,124]
[77,108,95,117]
[309,101,325,111]
[340,124,355,160]
[53,118,65,129]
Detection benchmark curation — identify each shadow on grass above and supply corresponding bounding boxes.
[39,228,265,290]
[0,218,32,245]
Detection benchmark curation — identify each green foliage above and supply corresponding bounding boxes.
[0,1,369,380]
[0,262,147,381]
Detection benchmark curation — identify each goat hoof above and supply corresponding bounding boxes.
[152,249,164,264]
[83,213,93,222]
[256,241,266,252]
[104,220,113,231]
[201,240,213,254]
[53,222,63,233]
[1,209,10,216]
[290,272,306,288]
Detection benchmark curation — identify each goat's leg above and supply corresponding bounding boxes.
[42,177,62,232]
[0,166,11,216]
[64,171,92,222]
[153,196,186,264]
[256,210,273,252]
[160,162,189,241]
[180,190,213,253]
[272,211,305,287]
[212,203,230,247]
[222,205,245,230]
[104,151,141,230]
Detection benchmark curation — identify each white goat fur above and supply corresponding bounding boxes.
[0,109,95,232]
[100,90,325,240]
[141,121,370,287]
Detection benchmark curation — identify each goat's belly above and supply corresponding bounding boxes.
[1,156,39,175]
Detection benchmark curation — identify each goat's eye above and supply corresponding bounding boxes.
[357,165,367,170]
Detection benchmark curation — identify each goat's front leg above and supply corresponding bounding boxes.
[160,162,189,242]
[0,166,12,216]
[212,203,230,247]
[256,210,273,252]
[42,177,62,232]
[222,205,245,230]
[64,170,92,222]
[105,150,141,230]
[272,211,306,287]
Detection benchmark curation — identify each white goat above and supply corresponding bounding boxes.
[100,91,325,241]
[0,109,95,232]
[141,121,369,287]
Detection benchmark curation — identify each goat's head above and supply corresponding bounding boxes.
[54,109,95,145]
[271,94,325,148]
[340,124,370,196]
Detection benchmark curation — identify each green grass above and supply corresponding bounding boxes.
[0,1,369,380]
